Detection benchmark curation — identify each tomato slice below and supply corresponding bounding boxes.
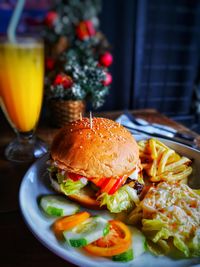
[83,220,132,256]
[89,176,127,195]
[90,177,107,187]
[108,176,127,195]
[67,172,84,181]
[101,178,117,193]
[53,211,90,239]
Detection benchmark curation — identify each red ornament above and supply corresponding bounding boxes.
[54,74,73,89]
[76,20,96,40]
[44,11,58,27]
[99,52,113,67]
[102,72,112,86]
[45,57,55,71]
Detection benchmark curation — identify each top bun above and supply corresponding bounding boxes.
[51,117,139,178]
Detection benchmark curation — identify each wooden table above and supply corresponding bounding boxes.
[0,109,199,267]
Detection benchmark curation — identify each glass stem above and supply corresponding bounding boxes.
[17,130,36,143]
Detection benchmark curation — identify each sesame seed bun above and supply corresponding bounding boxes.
[51,117,139,179]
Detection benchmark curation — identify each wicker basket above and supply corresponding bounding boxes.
[48,100,86,127]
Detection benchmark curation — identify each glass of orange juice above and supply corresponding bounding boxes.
[0,37,48,162]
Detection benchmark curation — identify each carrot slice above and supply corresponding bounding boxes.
[53,211,90,239]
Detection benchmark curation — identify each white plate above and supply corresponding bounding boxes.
[19,139,200,267]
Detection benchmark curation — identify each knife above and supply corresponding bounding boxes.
[121,123,198,149]
[124,111,195,142]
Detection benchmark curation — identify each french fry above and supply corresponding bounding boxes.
[150,171,173,182]
[138,138,192,184]
[154,139,169,150]
[149,139,157,159]
[167,164,187,174]
[180,177,188,184]
[142,163,152,169]
[165,167,192,182]
[167,153,181,164]
[157,147,165,163]
[149,147,164,178]
[149,158,157,177]
[164,157,191,172]
[157,149,175,175]
[150,174,163,182]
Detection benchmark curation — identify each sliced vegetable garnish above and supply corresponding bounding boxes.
[83,220,132,256]
[105,176,127,195]
[40,195,80,217]
[90,176,127,195]
[53,211,90,238]
[63,216,109,248]
[130,227,147,258]
[112,248,133,262]
[67,172,84,181]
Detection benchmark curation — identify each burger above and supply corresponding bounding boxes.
[48,117,144,213]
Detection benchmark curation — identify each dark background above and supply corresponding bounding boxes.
[100,0,200,130]
[1,0,200,130]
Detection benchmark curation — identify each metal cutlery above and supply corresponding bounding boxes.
[121,123,198,149]
[124,111,196,142]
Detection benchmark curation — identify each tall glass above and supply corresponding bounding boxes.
[0,37,48,162]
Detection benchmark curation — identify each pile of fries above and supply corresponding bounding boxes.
[138,138,192,184]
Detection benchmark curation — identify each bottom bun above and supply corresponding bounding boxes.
[50,175,102,210]
[68,187,103,210]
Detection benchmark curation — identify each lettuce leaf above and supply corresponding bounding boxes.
[142,219,167,231]
[142,218,200,257]
[60,179,86,195]
[153,228,171,243]
[56,172,66,184]
[193,189,200,196]
[97,185,139,213]
[147,239,170,256]
[48,165,87,196]
[47,165,57,173]
[173,236,189,257]
[188,229,200,257]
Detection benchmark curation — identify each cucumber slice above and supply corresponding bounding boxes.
[131,227,147,258]
[112,248,133,262]
[40,195,80,217]
[63,216,109,247]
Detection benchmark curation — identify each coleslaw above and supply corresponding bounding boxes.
[140,182,200,257]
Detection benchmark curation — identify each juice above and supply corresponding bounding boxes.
[0,39,44,132]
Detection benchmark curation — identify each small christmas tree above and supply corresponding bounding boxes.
[44,0,113,111]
